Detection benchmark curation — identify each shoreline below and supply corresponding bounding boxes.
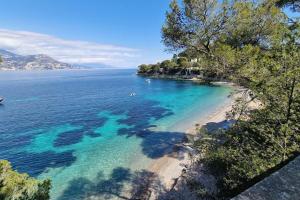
[147,82,242,195]
[137,73,230,84]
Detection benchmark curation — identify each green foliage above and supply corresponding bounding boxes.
[176,57,189,68]
[0,160,51,200]
[160,60,177,69]
[162,0,285,51]
[160,0,287,82]
[162,0,231,54]
[158,0,300,198]
[276,0,300,12]
[138,56,200,76]
[137,1,300,197]
[225,0,286,48]
[193,23,300,197]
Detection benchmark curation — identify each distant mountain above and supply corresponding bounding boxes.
[0,49,75,70]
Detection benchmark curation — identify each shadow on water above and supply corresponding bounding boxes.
[55,101,192,199]
[2,100,195,200]
[57,167,166,200]
[57,166,200,200]
[118,128,189,160]
[58,167,196,200]
[116,106,191,160]
[141,131,187,159]
[2,97,188,176]
[3,93,195,199]
[113,100,190,160]
[0,71,234,200]
[11,151,76,175]
[202,119,235,133]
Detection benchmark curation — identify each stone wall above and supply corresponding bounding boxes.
[232,156,300,200]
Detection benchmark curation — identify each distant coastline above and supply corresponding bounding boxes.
[137,71,233,87]
[0,49,75,71]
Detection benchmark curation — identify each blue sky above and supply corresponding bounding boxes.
[0,1,298,68]
[0,0,172,67]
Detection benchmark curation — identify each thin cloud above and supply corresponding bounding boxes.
[0,29,140,67]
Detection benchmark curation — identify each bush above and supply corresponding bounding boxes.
[0,160,51,200]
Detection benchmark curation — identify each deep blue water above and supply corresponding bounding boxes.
[0,69,231,199]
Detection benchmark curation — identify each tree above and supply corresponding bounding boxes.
[225,0,286,49]
[176,57,189,68]
[0,160,51,200]
[276,0,300,12]
[193,20,300,197]
[162,0,231,55]
[162,0,285,81]
[159,0,300,197]
[160,60,177,69]
[137,64,151,74]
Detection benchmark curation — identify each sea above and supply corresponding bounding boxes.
[0,69,232,199]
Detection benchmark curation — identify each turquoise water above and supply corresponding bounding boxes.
[0,69,232,199]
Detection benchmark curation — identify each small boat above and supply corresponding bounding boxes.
[0,97,3,103]
[130,93,136,97]
[146,79,151,84]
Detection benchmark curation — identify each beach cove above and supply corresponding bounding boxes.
[0,69,233,199]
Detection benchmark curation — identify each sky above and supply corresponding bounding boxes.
[0,0,172,68]
[0,1,298,68]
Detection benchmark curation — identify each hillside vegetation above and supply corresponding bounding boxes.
[140,0,300,199]
[0,160,51,200]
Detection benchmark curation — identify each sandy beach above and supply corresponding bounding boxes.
[148,83,242,192]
